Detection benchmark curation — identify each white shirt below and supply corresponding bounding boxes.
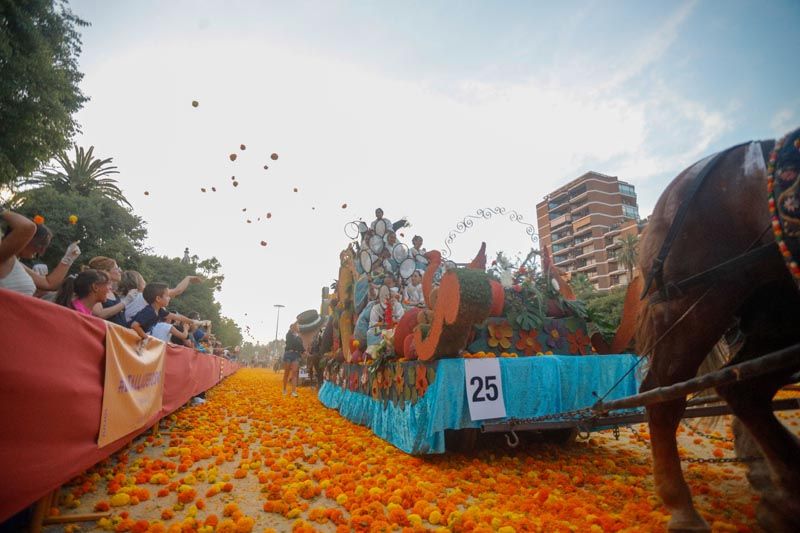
[125,291,147,324]
[0,258,36,296]
[404,284,425,306]
[150,322,173,342]
[368,299,404,329]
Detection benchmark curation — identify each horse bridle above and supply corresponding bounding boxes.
[641,141,777,304]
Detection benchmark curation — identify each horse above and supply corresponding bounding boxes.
[635,128,800,531]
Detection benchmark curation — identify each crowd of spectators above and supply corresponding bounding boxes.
[0,210,236,358]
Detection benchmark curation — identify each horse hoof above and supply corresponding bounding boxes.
[667,511,710,532]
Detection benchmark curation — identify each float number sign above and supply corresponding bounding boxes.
[464,358,507,421]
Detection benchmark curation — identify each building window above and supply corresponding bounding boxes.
[622,204,639,219]
[619,184,635,197]
[552,242,568,253]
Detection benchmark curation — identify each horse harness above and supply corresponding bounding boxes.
[641,140,778,304]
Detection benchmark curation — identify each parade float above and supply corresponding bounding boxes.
[318,209,640,454]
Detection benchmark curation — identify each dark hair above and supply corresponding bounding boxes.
[55,269,109,308]
[188,311,200,320]
[32,224,53,247]
[143,282,169,304]
[412,235,422,243]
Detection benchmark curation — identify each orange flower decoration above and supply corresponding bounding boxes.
[567,329,592,355]
[394,365,404,394]
[487,321,513,349]
[33,215,45,224]
[415,365,428,396]
[515,329,542,356]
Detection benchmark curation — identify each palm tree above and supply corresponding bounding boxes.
[617,234,639,282]
[17,146,130,207]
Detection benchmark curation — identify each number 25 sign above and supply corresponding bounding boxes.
[464,358,507,421]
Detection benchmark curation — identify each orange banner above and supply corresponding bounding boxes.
[98,324,166,447]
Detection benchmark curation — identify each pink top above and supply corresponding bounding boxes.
[71,299,93,316]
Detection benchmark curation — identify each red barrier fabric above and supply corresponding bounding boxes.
[0,289,238,522]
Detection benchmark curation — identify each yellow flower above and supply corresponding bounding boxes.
[488,322,513,349]
[68,214,78,225]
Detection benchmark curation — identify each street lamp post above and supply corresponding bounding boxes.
[273,304,285,362]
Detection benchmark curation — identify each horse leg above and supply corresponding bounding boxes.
[645,384,709,531]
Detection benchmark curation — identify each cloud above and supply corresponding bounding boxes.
[771,106,799,137]
[72,30,727,342]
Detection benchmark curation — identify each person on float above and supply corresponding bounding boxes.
[283,322,304,397]
[120,269,202,325]
[368,285,404,346]
[0,211,80,296]
[404,270,425,307]
[369,207,392,234]
[54,269,111,316]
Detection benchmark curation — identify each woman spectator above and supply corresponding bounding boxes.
[86,256,135,325]
[0,211,80,296]
[283,322,303,397]
[55,269,111,316]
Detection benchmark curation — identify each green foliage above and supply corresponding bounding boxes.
[0,0,89,185]
[17,185,146,266]
[617,234,639,279]
[17,146,130,207]
[567,274,627,340]
[569,273,595,299]
[215,316,243,348]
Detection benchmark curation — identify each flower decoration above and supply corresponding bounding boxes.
[567,329,592,355]
[68,215,78,225]
[33,215,45,225]
[487,321,513,349]
[515,329,542,356]
[545,321,567,350]
[415,364,429,396]
[394,365,404,394]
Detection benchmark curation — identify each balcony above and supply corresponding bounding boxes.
[550,213,572,228]
[551,230,573,245]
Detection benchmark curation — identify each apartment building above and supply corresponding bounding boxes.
[535,171,642,290]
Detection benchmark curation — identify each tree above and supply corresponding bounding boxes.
[215,316,243,348]
[17,146,130,207]
[569,273,595,299]
[0,1,89,186]
[17,185,146,267]
[617,234,639,281]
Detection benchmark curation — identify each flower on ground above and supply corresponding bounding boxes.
[515,330,542,356]
[488,322,513,349]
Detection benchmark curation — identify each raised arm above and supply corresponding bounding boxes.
[168,275,202,298]
[23,242,81,291]
[0,211,36,264]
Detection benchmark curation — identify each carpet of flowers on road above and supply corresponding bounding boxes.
[47,369,800,532]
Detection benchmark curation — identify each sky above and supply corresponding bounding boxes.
[67,0,800,344]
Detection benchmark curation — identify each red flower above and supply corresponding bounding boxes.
[567,329,591,355]
[515,330,542,356]
[415,365,429,397]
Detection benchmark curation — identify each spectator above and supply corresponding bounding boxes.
[54,269,111,316]
[283,322,303,397]
[129,282,192,340]
[87,257,134,326]
[122,271,201,325]
[0,211,80,296]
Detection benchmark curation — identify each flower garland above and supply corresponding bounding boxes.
[767,132,800,287]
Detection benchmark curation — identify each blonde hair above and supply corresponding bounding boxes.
[119,270,146,295]
[88,256,117,272]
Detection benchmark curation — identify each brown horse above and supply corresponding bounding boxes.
[635,131,800,531]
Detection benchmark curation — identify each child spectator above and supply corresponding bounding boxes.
[130,282,192,340]
[121,270,201,325]
[55,269,111,316]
